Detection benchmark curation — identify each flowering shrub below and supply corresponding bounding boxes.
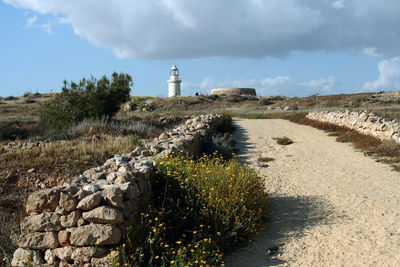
[120,152,268,266]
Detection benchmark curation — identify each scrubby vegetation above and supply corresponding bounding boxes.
[40,72,132,130]
[258,157,275,163]
[119,153,268,266]
[274,136,294,145]
[0,121,29,141]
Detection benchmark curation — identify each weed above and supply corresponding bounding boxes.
[274,136,294,145]
[258,157,275,163]
[202,132,235,160]
[336,131,353,143]
[392,165,400,172]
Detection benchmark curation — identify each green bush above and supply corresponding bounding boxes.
[122,154,268,266]
[202,132,235,160]
[274,136,294,145]
[4,96,18,101]
[0,122,29,141]
[40,72,132,130]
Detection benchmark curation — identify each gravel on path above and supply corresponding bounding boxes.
[225,119,400,267]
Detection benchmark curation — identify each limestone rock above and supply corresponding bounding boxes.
[59,192,78,211]
[83,184,100,193]
[72,246,107,263]
[11,248,43,266]
[74,189,91,201]
[77,217,87,227]
[58,230,71,246]
[106,172,118,183]
[53,246,74,261]
[92,171,106,180]
[69,224,121,246]
[20,212,61,233]
[82,206,124,224]
[131,146,147,157]
[114,171,134,184]
[159,132,170,140]
[60,210,81,228]
[26,188,61,214]
[100,183,138,200]
[91,250,121,266]
[19,232,59,250]
[102,187,124,210]
[45,249,56,265]
[76,192,102,210]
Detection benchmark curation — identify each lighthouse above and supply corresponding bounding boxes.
[167,64,182,97]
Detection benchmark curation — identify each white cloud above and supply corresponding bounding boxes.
[363,57,400,91]
[331,0,346,10]
[183,76,338,97]
[4,0,400,59]
[25,15,37,27]
[362,47,380,57]
[41,22,52,34]
[24,13,52,34]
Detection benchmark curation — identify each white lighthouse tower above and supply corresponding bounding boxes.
[167,64,182,97]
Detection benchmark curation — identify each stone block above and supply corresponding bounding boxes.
[53,246,74,261]
[60,210,81,228]
[58,230,71,246]
[82,206,124,225]
[20,212,61,233]
[59,192,78,211]
[76,192,102,210]
[72,246,107,263]
[19,232,59,250]
[69,224,121,246]
[26,188,61,215]
[102,187,124,210]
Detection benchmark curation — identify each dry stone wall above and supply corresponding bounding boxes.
[306,110,400,144]
[12,114,224,266]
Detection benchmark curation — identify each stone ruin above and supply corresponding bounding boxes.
[306,110,400,144]
[210,88,256,96]
[12,114,224,266]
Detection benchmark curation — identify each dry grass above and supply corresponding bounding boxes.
[0,94,53,124]
[0,134,140,181]
[372,108,400,122]
[0,134,141,263]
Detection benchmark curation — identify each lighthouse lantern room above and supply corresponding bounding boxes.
[167,64,182,97]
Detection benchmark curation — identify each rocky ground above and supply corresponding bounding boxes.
[225,119,400,266]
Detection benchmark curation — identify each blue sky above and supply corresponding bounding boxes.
[1,0,400,97]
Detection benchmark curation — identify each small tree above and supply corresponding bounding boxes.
[40,72,132,130]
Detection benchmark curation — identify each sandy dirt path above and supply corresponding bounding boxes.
[225,119,400,267]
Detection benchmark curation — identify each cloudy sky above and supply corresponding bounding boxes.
[1,0,400,97]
